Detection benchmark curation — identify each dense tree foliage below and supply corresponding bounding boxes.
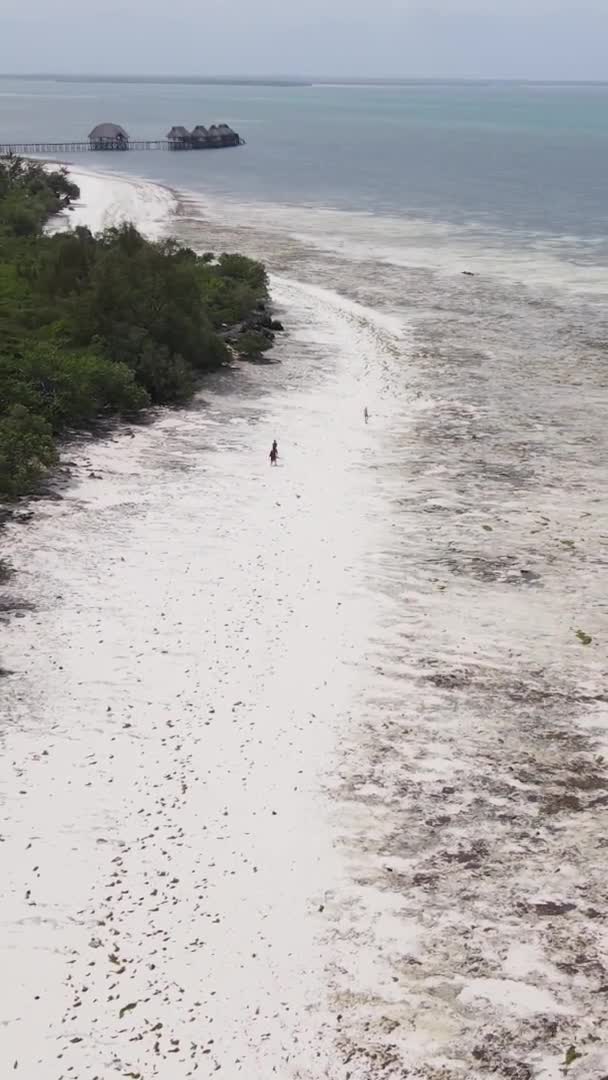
[0,157,269,498]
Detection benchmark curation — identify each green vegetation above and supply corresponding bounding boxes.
[237,330,274,358]
[564,1046,582,1068]
[0,557,13,583]
[0,156,269,498]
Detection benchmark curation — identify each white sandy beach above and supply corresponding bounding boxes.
[1,167,607,1079]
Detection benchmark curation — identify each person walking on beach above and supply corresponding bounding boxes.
[269,443,278,465]
[364,406,369,424]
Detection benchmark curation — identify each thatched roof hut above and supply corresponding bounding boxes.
[88,122,129,148]
[191,125,209,140]
[208,123,240,146]
[167,126,190,141]
[206,125,224,145]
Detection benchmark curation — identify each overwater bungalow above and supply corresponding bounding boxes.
[167,126,191,150]
[206,124,240,147]
[166,123,242,149]
[216,123,239,145]
[88,123,129,150]
[190,125,210,147]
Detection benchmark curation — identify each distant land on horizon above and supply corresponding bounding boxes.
[2,73,608,88]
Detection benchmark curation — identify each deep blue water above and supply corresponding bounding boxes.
[1,77,608,240]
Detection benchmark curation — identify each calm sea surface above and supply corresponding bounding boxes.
[2,77,608,243]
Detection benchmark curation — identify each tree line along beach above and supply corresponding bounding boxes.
[0,156,285,501]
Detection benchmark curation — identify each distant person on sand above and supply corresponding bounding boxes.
[364,406,369,423]
[269,444,278,465]
[272,439,278,455]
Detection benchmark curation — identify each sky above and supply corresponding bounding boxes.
[1,1,607,80]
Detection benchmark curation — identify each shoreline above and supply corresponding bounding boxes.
[39,157,608,301]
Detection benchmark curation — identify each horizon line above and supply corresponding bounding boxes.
[2,73,608,87]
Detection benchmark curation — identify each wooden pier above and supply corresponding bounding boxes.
[0,123,245,156]
[0,139,244,155]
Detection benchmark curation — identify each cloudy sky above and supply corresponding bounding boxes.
[1,1,607,79]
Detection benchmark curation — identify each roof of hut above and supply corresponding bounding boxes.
[167,126,190,139]
[191,125,209,136]
[217,123,235,134]
[89,122,128,140]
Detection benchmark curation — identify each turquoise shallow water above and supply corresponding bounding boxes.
[2,77,608,241]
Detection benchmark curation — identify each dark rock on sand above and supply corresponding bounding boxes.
[533,901,577,916]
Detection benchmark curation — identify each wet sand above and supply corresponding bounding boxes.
[1,170,607,1079]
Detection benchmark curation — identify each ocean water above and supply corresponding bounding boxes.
[2,76,608,240]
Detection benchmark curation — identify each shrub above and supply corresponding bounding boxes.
[0,405,57,497]
[5,346,149,430]
[237,331,273,358]
[133,341,195,403]
[217,253,268,294]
